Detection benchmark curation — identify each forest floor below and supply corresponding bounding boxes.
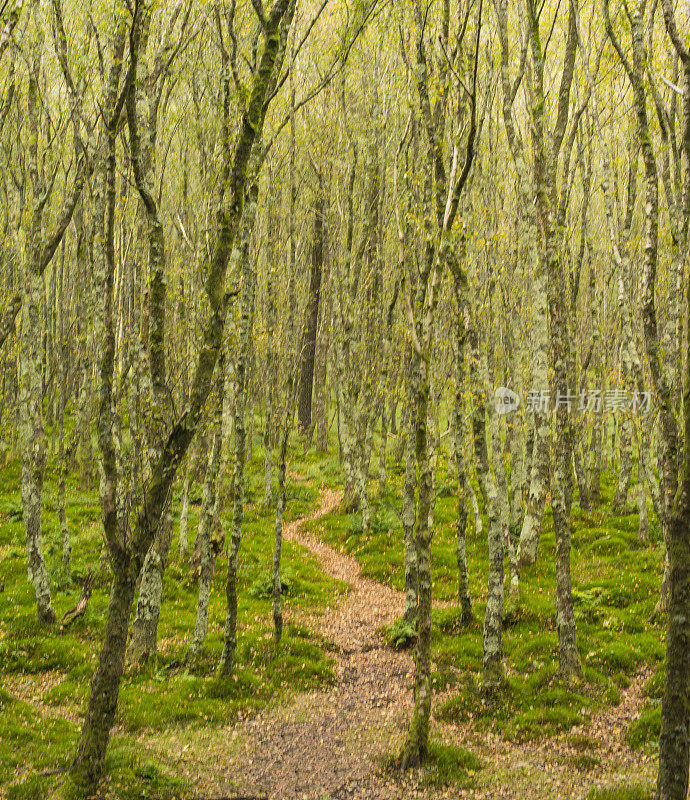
[0,445,665,800]
[203,486,656,800]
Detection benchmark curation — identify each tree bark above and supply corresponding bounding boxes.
[220,178,259,676]
[187,362,224,666]
[452,278,472,624]
[297,187,324,436]
[402,368,419,624]
[656,1,690,795]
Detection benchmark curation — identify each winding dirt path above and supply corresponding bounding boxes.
[1,487,658,800]
[219,488,415,800]
[215,486,658,800]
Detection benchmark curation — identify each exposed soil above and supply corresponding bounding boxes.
[215,487,414,799]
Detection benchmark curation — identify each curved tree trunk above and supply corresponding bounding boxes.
[71,3,294,788]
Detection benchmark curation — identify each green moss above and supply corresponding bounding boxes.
[422,741,482,788]
[384,616,417,649]
[0,416,669,786]
[645,664,665,699]
[626,704,661,750]
[587,783,654,800]
[0,440,345,796]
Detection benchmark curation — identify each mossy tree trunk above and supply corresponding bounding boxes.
[451,274,472,624]
[126,0,178,663]
[528,0,581,680]
[496,0,548,569]
[401,402,419,623]
[186,358,224,667]
[57,242,71,572]
[297,183,324,437]
[466,318,504,692]
[220,178,259,676]
[20,2,85,622]
[262,188,278,509]
[612,412,633,512]
[400,0,481,767]
[656,0,689,795]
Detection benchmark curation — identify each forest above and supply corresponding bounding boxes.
[0,0,688,797]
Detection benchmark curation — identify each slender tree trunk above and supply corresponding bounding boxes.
[297,188,324,437]
[402,385,419,623]
[469,323,504,692]
[314,309,329,453]
[656,4,689,794]
[590,399,603,503]
[272,370,297,644]
[400,347,434,768]
[178,458,191,558]
[612,412,633,512]
[220,179,258,676]
[452,280,472,624]
[262,197,278,509]
[57,243,70,573]
[637,434,649,544]
[272,425,289,644]
[528,0,581,679]
[187,363,224,666]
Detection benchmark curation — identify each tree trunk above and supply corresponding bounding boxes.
[612,412,633,513]
[402,393,419,623]
[127,503,173,662]
[57,245,71,573]
[19,40,57,624]
[187,365,224,667]
[272,376,296,644]
[297,190,323,436]
[178,458,191,558]
[468,324,504,692]
[262,197,278,508]
[71,569,137,791]
[19,272,55,620]
[637,432,649,544]
[220,179,258,676]
[656,4,689,794]
[400,347,434,768]
[452,282,472,625]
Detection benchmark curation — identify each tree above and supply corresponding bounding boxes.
[656,0,690,795]
[399,0,481,768]
[69,0,294,791]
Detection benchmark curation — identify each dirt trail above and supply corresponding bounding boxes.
[1,486,657,800]
[219,487,414,800]
[216,486,658,800]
